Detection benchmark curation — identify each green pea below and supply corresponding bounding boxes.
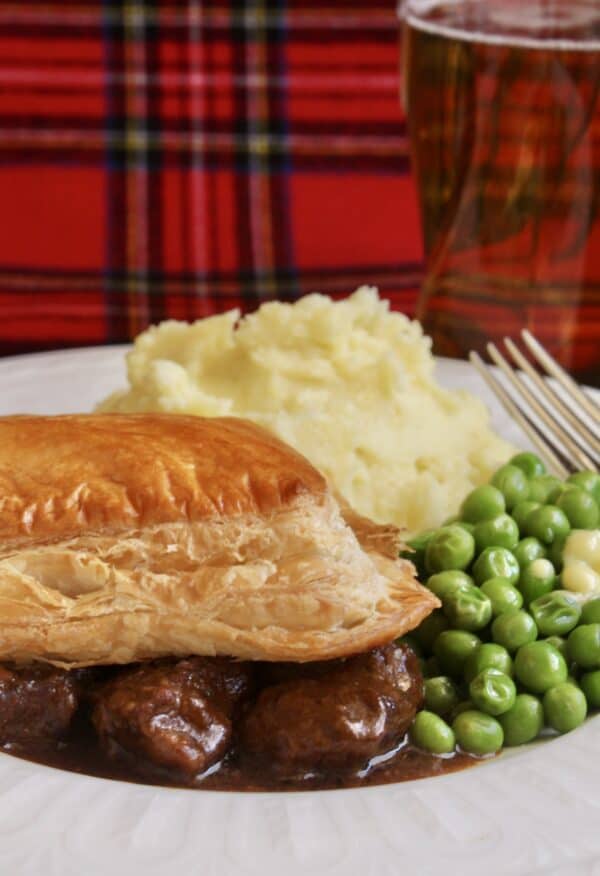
[567,471,600,506]
[412,610,449,653]
[499,694,544,746]
[548,535,567,572]
[510,452,546,479]
[518,558,556,606]
[473,547,520,586]
[401,530,436,577]
[406,529,437,551]
[491,464,530,510]
[524,505,571,545]
[442,586,493,632]
[405,531,436,553]
[433,630,481,678]
[580,670,600,709]
[480,577,523,617]
[512,502,541,534]
[549,483,568,503]
[425,525,476,573]
[469,668,516,716]
[528,475,564,505]
[530,591,582,637]
[455,521,475,536]
[557,487,599,530]
[543,682,587,733]
[513,537,547,568]
[492,610,538,652]
[460,485,506,523]
[424,676,460,717]
[514,641,568,693]
[567,624,600,669]
[474,514,520,552]
[411,711,455,754]
[581,598,600,625]
[543,636,568,660]
[452,710,503,755]
[463,642,514,683]
[426,570,473,601]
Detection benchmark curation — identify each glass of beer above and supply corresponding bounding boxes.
[400,0,600,385]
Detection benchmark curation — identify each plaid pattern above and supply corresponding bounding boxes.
[0,1,423,354]
[404,15,600,383]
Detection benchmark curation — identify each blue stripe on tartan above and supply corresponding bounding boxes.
[101,0,120,342]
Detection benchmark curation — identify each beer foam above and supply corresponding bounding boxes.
[402,2,600,51]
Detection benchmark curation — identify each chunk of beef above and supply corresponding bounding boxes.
[240,643,423,776]
[256,658,342,688]
[0,664,79,743]
[92,657,254,777]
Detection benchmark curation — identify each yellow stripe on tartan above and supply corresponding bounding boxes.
[0,132,410,158]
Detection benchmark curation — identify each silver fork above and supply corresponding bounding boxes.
[469,331,600,478]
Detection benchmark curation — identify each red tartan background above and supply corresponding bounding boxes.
[0,1,423,354]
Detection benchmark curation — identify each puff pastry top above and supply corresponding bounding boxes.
[0,414,326,549]
[0,414,438,666]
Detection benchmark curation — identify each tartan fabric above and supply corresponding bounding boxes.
[0,0,423,354]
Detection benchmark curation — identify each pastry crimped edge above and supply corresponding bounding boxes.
[0,414,438,666]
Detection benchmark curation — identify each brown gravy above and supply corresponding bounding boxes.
[1,715,478,792]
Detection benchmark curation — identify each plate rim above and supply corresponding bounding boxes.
[0,344,598,876]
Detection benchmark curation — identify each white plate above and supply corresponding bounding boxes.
[0,347,598,876]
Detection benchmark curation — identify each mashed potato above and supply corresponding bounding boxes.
[98,287,513,534]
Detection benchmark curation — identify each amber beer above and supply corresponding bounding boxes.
[402,0,600,384]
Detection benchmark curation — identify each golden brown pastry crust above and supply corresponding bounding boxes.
[0,414,438,666]
[0,414,326,549]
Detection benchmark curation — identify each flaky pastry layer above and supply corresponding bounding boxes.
[0,414,438,665]
[0,494,437,666]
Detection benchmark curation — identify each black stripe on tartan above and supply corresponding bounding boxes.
[145,0,166,327]
[102,0,128,343]
[266,0,300,301]
[0,149,413,174]
[0,17,397,41]
[0,263,426,291]
[0,115,409,138]
[177,7,195,323]
[203,13,221,321]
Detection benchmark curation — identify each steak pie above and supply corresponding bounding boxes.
[0,414,447,787]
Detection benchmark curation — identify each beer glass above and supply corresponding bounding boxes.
[401,0,600,385]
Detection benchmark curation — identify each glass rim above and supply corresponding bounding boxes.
[397,0,600,50]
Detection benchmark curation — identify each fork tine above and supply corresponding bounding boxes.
[521,330,600,426]
[487,342,596,471]
[469,351,569,478]
[503,338,599,453]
